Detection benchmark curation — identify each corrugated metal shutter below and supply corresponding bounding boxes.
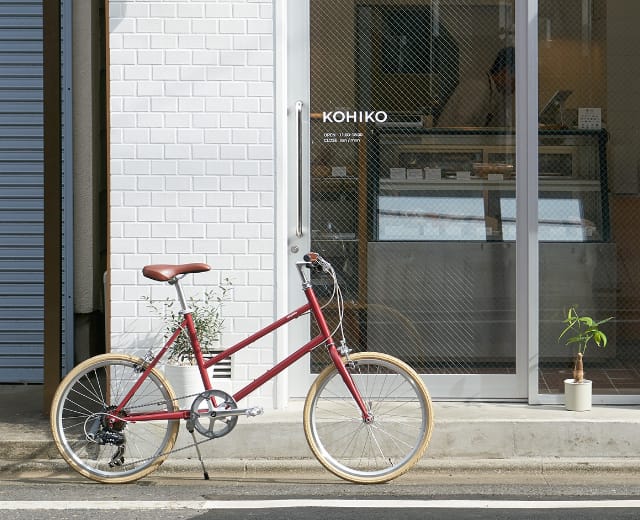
[0,1,45,382]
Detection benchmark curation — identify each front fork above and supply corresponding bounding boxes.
[298,268,373,423]
[326,342,374,423]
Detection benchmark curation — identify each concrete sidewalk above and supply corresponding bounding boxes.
[3,384,640,476]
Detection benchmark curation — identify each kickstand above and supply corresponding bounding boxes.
[188,429,210,480]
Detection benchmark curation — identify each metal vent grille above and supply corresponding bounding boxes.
[211,350,232,379]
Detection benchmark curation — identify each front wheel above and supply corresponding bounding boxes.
[50,353,179,483]
[303,352,433,484]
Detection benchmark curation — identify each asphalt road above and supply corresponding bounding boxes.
[2,468,640,519]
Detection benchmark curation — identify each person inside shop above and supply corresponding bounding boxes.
[437,46,515,128]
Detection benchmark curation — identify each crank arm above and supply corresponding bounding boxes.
[205,406,263,419]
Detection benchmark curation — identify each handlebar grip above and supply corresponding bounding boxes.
[303,252,329,273]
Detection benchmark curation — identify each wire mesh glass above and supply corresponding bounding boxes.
[308,0,517,376]
[537,0,638,396]
[304,0,640,399]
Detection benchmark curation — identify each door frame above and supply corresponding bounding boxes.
[276,0,538,401]
[274,0,312,405]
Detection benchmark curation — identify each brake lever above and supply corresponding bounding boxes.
[303,252,328,273]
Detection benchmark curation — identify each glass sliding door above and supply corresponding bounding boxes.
[287,0,527,399]
[537,0,640,402]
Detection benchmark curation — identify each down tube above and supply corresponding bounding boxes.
[232,334,326,403]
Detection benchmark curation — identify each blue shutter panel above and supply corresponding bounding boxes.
[0,1,45,382]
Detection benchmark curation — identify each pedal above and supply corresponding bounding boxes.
[245,406,263,417]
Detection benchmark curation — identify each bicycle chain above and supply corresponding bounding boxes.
[113,433,218,471]
[120,390,202,412]
[102,390,220,470]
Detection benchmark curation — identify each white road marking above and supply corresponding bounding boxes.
[0,500,640,510]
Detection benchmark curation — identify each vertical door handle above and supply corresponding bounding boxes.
[295,100,304,237]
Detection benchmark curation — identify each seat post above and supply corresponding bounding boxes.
[170,277,191,313]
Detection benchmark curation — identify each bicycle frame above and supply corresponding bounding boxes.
[113,260,371,424]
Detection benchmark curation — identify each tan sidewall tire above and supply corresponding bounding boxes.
[303,351,433,484]
[50,353,179,483]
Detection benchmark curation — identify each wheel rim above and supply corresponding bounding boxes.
[54,357,177,480]
[308,356,430,480]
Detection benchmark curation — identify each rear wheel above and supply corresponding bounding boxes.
[303,352,433,484]
[50,353,179,483]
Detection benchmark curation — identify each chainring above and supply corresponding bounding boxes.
[189,389,238,439]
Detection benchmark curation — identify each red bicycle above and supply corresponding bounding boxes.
[50,253,433,484]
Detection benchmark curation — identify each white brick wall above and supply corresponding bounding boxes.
[109,0,275,408]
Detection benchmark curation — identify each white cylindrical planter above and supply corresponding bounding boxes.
[163,364,206,410]
[162,363,233,410]
[564,378,592,411]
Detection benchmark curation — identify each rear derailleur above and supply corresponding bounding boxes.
[84,407,127,467]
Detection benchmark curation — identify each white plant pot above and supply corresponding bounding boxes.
[163,363,233,410]
[564,378,592,412]
[163,364,207,410]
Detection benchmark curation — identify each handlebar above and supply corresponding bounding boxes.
[302,252,332,274]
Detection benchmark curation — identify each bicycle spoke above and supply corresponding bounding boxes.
[51,354,179,483]
[304,352,433,483]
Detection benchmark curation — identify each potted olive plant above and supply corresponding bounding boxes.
[144,280,231,406]
[558,306,613,411]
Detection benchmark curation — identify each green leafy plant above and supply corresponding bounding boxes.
[558,306,613,382]
[144,280,231,365]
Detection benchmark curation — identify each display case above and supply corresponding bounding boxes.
[371,128,610,242]
[365,128,614,362]
[309,127,614,364]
